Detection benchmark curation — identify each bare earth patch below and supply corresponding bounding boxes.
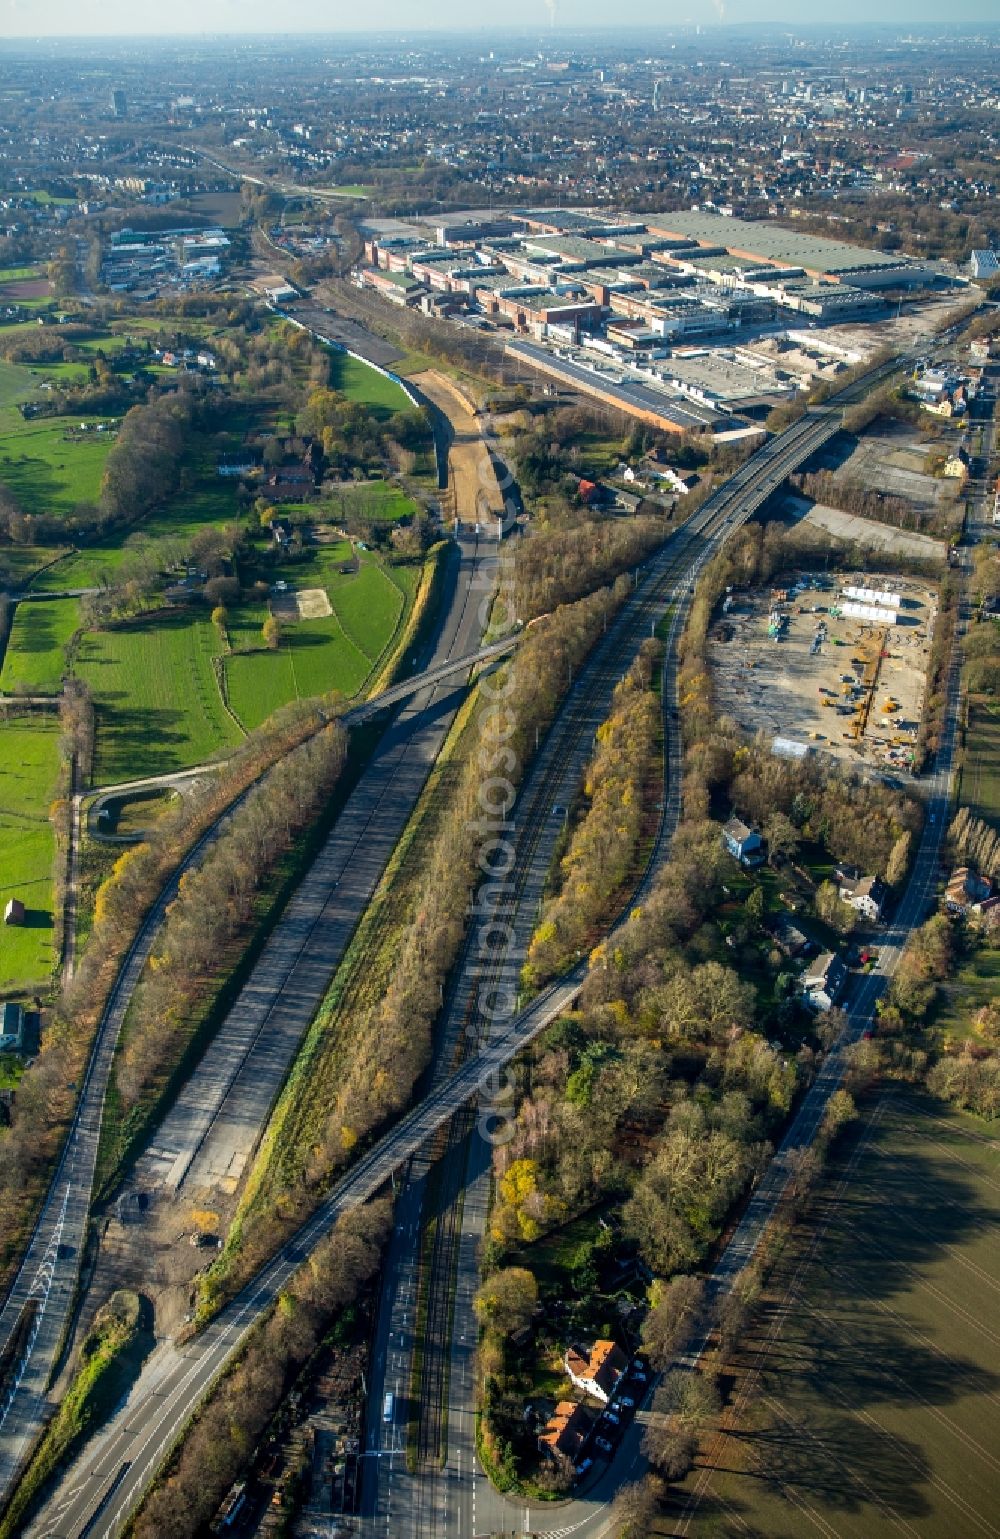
[0,278,51,299]
[296,587,333,619]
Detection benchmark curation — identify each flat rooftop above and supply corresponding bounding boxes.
[644,211,911,278]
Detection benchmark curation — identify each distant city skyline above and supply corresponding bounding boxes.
[4,0,1000,40]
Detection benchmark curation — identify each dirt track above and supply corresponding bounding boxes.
[412,369,505,525]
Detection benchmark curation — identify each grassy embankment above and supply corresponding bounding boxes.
[0,1290,149,1539]
[0,716,62,991]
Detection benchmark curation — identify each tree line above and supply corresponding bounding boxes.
[509,515,667,623]
[107,724,346,1152]
[523,640,662,988]
[0,697,337,1294]
[130,1202,390,1539]
[202,578,636,1310]
[0,390,208,547]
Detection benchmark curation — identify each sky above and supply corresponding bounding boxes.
[2,0,998,37]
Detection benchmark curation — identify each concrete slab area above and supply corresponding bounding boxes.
[787,495,947,562]
[709,568,937,773]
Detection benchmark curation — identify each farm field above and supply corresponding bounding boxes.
[0,597,80,694]
[0,716,61,990]
[0,418,114,516]
[0,358,42,420]
[224,554,411,729]
[673,1087,1000,1539]
[327,349,411,417]
[75,611,244,783]
[27,447,243,593]
[0,545,70,589]
[961,701,1000,828]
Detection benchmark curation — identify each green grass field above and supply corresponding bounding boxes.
[934,937,1000,1043]
[675,1088,1000,1539]
[75,612,244,783]
[0,420,114,516]
[28,446,243,593]
[0,358,42,423]
[223,554,412,730]
[327,351,411,418]
[0,267,44,284]
[0,717,61,990]
[0,546,71,589]
[0,597,80,695]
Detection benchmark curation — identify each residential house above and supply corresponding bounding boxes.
[838,872,889,923]
[944,866,993,915]
[564,1339,628,1404]
[0,1001,24,1050]
[771,913,809,958]
[217,449,262,478]
[577,478,605,506]
[722,816,764,867]
[537,1400,592,1462]
[802,950,848,1012]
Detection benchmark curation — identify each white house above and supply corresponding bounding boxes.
[722,816,764,867]
[838,873,889,923]
[564,1340,628,1405]
[802,951,848,1012]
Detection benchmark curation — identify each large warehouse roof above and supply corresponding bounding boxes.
[643,210,910,278]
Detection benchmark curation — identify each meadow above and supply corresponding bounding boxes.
[0,716,61,990]
[0,597,80,695]
[27,445,243,593]
[0,419,114,516]
[961,701,1000,827]
[75,611,244,783]
[223,552,412,730]
[327,350,412,417]
[672,1088,1000,1539]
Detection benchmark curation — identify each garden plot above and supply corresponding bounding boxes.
[708,569,936,774]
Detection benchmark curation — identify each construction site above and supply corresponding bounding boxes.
[707,570,938,774]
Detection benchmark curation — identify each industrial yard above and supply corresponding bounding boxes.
[708,570,938,773]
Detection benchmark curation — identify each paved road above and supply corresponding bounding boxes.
[436,413,976,1539]
[22,399,856,1539]
[80,639,520,847]
[361,357,961,1539]
[0,781,259,1502]
[131,528,497,1206]
[0,528,501,1505]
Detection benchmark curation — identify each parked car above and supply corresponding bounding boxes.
[594,1436,614,1454]
[574,1457,593,1477]
[615,1395,636,1409]
[601,1410,621,1427]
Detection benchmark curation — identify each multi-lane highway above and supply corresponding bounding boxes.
[0,501,503,1507]
[19,375,896,1539]
[360,366,904,1539]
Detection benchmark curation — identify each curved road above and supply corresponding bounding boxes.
[23,389,878,1539]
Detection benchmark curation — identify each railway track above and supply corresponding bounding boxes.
[397,363,901,1510]
[25,356,903,1539]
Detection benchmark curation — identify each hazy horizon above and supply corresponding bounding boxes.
[3,1,1000,42]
